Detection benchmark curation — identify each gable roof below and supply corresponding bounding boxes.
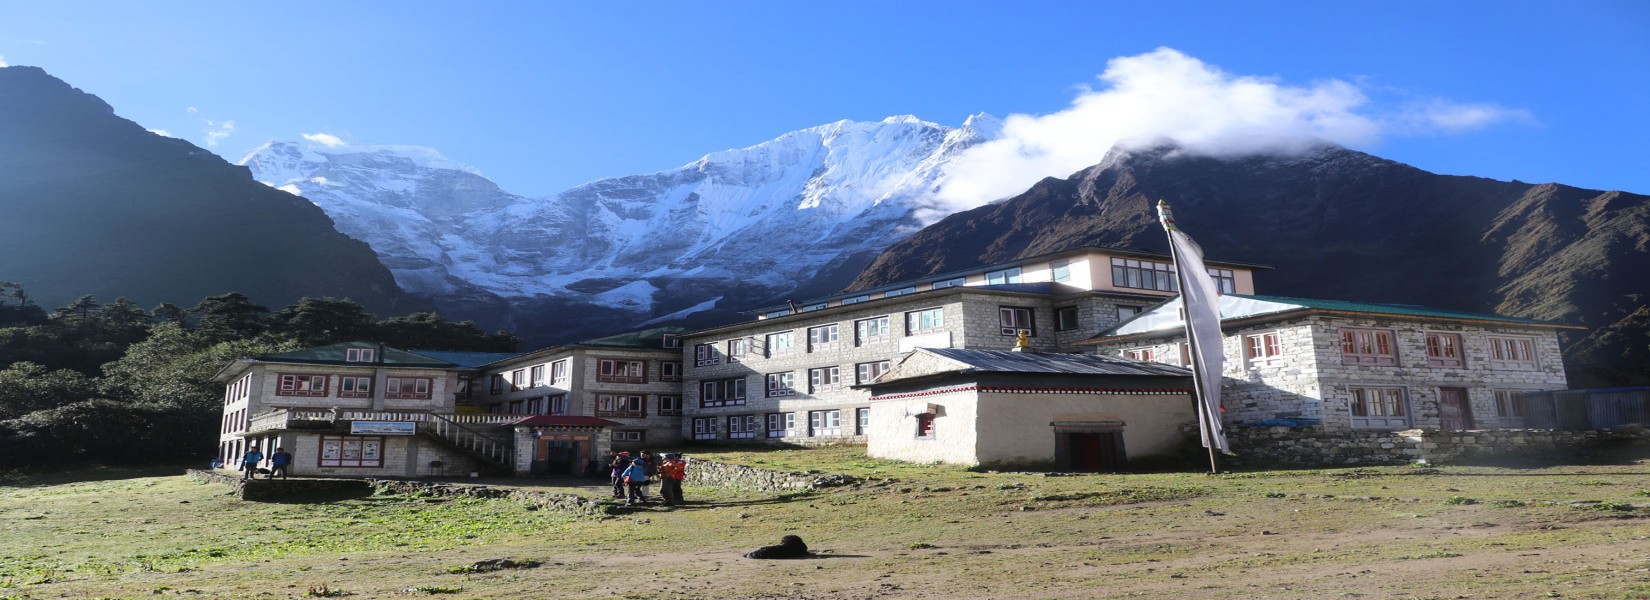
[1085,294,1582,344]
[858,347,1191,390]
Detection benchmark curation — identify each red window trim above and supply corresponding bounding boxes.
[596,357,648,384]
[275,373,329,397]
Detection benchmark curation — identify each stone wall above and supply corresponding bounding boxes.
[187,469,609,515]
[1226,426,1649,467]
[187,469,371,501]
[681,458,857,492]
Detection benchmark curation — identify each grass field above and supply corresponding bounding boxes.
[4,444,1650,599]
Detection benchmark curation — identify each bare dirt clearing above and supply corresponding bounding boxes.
[4,446,1650,599]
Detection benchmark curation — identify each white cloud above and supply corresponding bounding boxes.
[203,119,235,147]
[148,129,172,137]
[0,55,8,67]
[932,47,1530,215]
[302,132,347,148]
[187,106,198,114]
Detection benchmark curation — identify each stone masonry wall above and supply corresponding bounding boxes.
[681,458,858,492]
[1226,426,1649,467]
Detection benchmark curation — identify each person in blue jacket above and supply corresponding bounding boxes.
[268,447,293,479]
[240,447,264,480]
[619,458,650,505]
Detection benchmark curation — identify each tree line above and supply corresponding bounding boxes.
[0,283,519,471]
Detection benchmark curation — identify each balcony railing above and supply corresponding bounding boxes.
[245,409,533,434]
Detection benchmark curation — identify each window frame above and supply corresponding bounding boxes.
[337,375,372,398]
[855,360,891,384]
[856,407,871,435]
[611,430,645,443]
[931,277,966,289]
[765,331,796,357]
[694,343,721,367]
[345,347,376,363]
[883,286,917,298]
[1493,389,1526,423]
[549,360,570,386]
[595,394,646,418]
[1340,328,1399,366]
[984,267,1023,285]
[1055,306,1080,331]
[999,306,1035,336]
[700,377,747,407]
[915,413,936,439]
[276,373,329,397]
[1487,335,1539,370]
[385,377,432,400]
[765,372,796,397]
[1243,331,1283,364]
[658,361,682,382]
[318,435,384,468]
[1348,386,1411,429]
[906,307,945,335]
[726,338,750,362]
[1050,260,1071,283]
[728,414,760,439]
[767,412,796,438]
[808,409,842,437]
[1425,332,1466,368]
[529,365,545,387]
[807,323,841,352]
[1123,347,1157,362]
[596,358,648,384]
[691,417,719,440]
[855,316,890,346]
[548,394,568,415]
[657,395,682,416]
[808,366,842,394]
[1111,257,1177,292]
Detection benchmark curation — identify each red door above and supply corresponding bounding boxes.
[1438,388,1474,431]
[1068,432,1124,472]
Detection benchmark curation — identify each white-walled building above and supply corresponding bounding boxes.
[1085,295,1580,433]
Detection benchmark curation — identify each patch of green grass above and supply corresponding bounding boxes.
[1444,496,1478,505]
[1398,550,1464,560]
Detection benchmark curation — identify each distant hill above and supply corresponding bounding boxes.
[0,66,419,315]
[850,141,1650,386]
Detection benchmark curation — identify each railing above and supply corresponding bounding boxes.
[425,413,512,467]
[244,409,538,435]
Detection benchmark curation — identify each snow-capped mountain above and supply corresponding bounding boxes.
[239,114,1000,338]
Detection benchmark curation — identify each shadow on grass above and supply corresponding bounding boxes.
[0,463,199,488]
[608,491,818,514]
[257,486,379,504]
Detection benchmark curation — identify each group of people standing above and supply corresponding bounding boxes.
[609,450,688,506]
[236,447,292,480]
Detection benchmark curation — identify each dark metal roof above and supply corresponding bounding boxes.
[410,350,524,369]
[248,342,459,368]
[920,348,1192,377]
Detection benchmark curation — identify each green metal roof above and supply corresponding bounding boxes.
[1233,294,1565,326]
[248,342,459,368]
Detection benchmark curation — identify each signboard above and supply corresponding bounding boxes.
[350,421,417,435]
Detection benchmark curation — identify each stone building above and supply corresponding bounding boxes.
[678,246,1263,446]
[857,347,1195,470]
[1085,295,1580,433]
[468,333,684,451]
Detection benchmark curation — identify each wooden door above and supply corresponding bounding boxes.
[1438,387,1474,431]
[1068,432,1125,472]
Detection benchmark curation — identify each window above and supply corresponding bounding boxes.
[548,394,568,415]
[691,417,718,440]
[596,394,646,418]
[808,366,842,394]
[1341,329,1398,366]
[766,372,796,397]
[856,360,891,384]
[456,377,472,399]
[906,307,945,334]
[915,413,936,439]
[277,373,328,397]
[1209,268,1237,294]
[489,374,504,395]
[319,435,383,468]
[694,343,720,367]
[598,358,647,383]
[984,267,1022,285]
[999,307,1034,336]
[856,407,870,435]
[345,348,376,363]
[1426,333,1465,368]
[1349,386,1410,429]
[807,324,841,351]
[932,277,966,289]
[657,395,682,416]
[1244,332,1282,361]
[883,286,916,298]
[701,378,747,407]
[550,360,569,386]
[1117,305,1141,321]
[1488,336,1538,370]
[764,308,790,319]
[1056,306,1080,331]
[1050,260,1071,283]
[728,415,760,439]
[809,409,842,436]
[338,375,372,398]
[1124,348,1157,361]
[385,377,432,400]
[855,316,890,346]
[1111,257,1177,292]
[659,361,682,382]
[529,365,545,387]
[526,396,543,414]
[1179,343,1194,368]
[765,331,796,356]
[726,338,750,362]
[802,302,827,312]
[1493,390,1526,421]
[841,295,869,305]
[661,334,681,348]
[612,430,644,443]
[767,413,796,437]
[510,369,526,391]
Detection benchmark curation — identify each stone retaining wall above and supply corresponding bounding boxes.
[1227,426,1649,466]
[187,469,371,501]
[682,458,857,492]
[188,469,607,515]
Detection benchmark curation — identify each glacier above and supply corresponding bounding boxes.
[238,114,1000,339]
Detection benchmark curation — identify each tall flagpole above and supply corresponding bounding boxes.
[1157,199,1222,474]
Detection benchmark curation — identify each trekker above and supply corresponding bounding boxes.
[608,452,631,498]
[658,453,686,506]
[240,447,263,480]
[638,450,660,499]
[620,458,650,505]
[269,447,292,479]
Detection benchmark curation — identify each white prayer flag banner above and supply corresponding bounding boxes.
[1160,206,1231,453]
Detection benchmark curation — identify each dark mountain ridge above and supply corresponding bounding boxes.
[851,141,1650,386]
[0,66,419,316]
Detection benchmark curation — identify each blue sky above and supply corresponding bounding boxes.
[2,1,1646,198]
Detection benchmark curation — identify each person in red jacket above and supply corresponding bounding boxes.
[658,453,687,506]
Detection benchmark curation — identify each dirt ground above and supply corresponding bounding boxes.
[4,446,1650,599]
